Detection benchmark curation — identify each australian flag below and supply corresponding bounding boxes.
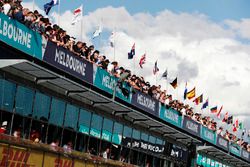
[44,0,59,15]
[128,43,135,59]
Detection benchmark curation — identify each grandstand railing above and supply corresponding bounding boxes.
[0,13,249,163]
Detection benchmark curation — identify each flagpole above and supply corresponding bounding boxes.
[113,28,116,61]
[33,0,35,11]
[80,5,83,41]
[58,0,60,26]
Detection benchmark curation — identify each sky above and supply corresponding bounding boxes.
[23,0,250,139]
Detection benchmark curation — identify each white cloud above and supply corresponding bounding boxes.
[22,3,250,137]
[225,18,250,39]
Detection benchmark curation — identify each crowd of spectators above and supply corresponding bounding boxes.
[1,0,250,153]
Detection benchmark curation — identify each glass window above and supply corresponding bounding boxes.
[90,114,102,138]
[132,129,140,140]
[156,138,163,145]
[49,98,65,126]
[64,104,79,130]
[112,122,123,145]
[33,92,51,120]
[149,136,156,144]
[0,79,16,112]
[141,132,148,142]
[78,109,91,135]
[102,118,113,142]
[123,126,132,138]
[15,86,34,116]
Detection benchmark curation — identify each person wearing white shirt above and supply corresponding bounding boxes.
[2,0,11,15]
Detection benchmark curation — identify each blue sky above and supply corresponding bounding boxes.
[31,0,250,22]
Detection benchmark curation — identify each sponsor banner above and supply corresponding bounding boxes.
[74,160,85,167]
[159,105,182,128]
[183,116,200,137]
[90,128,101,138]
[201,126,216,145]
[0,13,42,59]
[0,145,42,167]
[131,91,159,116]
[229,143,241,157]
[79,125,90,135]
[170,145,188,161]
[28,150,43,167]
[216,135,229,151]
[57,156,74,167]
[93,66,132,103]
[43,41,93,84]
[121,137,164,154]
[101,130,112,142]
[112,133,122,145]
[43,153,59,167]
[241,149,249,161]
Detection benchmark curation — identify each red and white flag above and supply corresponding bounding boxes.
[235,119,239,128]
[139,53,146,68]
[72,5,83,25]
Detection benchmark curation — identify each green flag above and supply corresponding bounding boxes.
[239,122,243,130]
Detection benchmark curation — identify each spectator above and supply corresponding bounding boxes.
[0,121,7,134]
[63,141,73,153]
[1,0,11,15]
[30,129,41,143]
[50,139,60,151]
[102,148,110,159]
[13,127,21,138]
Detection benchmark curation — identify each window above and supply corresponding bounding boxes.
[141,132,148,142]
[102,118,113,142]
[90,114,102,138]
[123,126,132,138]
[132,129,140,140]
[64,104,79,130]
[49,98,65,126]
[0,79,16,112]
[15,86,34,116]
[112,122,123,145]
[149,135,156,144]
[78,109,91,135]
[156,138,163,145]
[33,92,51,121]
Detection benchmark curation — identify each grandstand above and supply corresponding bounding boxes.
[0,2,250,167]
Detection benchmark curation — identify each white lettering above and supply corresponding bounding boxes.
[0,19,32,49]
[137,94,155,111]
[54,49,87,77]
[186,121,198,133]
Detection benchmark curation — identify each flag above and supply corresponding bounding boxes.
[162,69,168,79]
[201,99,208,109]
[210,106,217,113]
[92,25,103,39]
[109,31,115,47]
[193,94,203,105]
[44,0,59,15]
[153,61,159,75]
[216,105,223,119]
[170,77,177,89]
[139,54,146,68]
[239,122,243,130]
[241,128,246,138]
[184,82,187,100]
[128,43,135,59]
[227,116,233,124]
[222,112,228,122]
[235,119,239,128]
[186,87,195,99]
[72,5,83,25]
[233,124,237,132]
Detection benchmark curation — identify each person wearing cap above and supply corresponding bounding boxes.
[0,121,7,134]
